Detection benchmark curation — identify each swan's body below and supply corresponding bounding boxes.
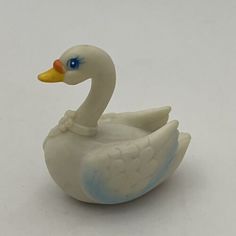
[38,45,191,204]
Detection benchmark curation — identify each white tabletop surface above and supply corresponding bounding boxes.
[1,0,235,235]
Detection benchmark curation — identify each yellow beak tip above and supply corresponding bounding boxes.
[37,74,44,82]
[37,68,64,83]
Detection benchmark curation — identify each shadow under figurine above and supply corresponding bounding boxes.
[38,45,191,204]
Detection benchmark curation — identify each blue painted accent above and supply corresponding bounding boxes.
[83,132,179,204]
[66,57,85,70]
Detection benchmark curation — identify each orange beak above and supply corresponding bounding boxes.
[53,59,65,74]
[38,59,65,83]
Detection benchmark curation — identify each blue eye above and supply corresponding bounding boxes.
[67,57,84,70]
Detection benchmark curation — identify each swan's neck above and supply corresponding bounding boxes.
[73,72,116,134]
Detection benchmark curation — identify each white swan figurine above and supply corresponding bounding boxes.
[38,45,191,204]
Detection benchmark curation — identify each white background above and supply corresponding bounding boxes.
[0,0,235,235]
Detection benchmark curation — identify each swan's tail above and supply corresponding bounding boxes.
[100,106,171,132]
[160,132,191,184]
[124,106,172,132]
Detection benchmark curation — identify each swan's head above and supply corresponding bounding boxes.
[38,45,115,85]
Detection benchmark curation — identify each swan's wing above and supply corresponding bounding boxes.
[100,106,171,132]
[80,121,181,204]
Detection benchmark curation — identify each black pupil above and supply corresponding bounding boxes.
[70,59,78,68]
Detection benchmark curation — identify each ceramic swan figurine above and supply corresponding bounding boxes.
[38,45,191,204]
